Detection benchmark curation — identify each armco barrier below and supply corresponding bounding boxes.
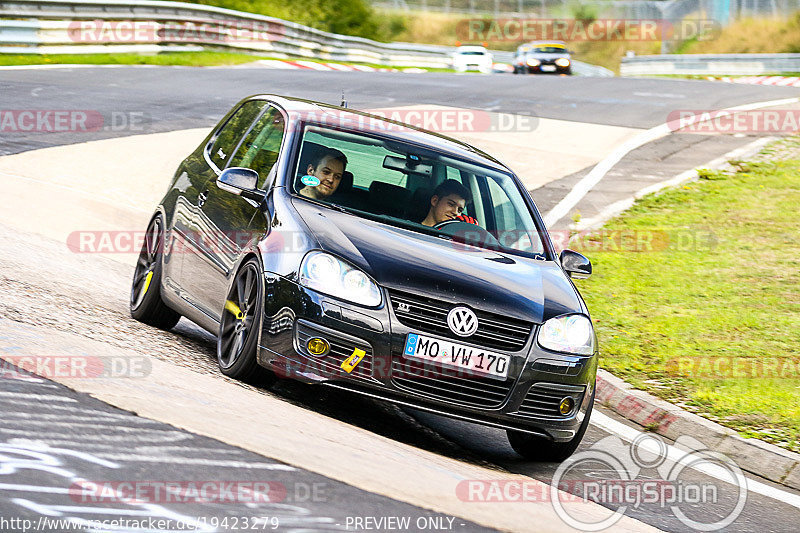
[0,0,613,75]
[622,53,800,76]
[0,0,466,67]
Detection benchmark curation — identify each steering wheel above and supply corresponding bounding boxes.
[433,219,463,230]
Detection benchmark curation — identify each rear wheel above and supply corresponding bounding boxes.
[217,258,272,384]
[130,215,181,329]
[507,387,595,462]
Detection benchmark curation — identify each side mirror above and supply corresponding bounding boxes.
[560,249,592,279]
[217,167,263,202]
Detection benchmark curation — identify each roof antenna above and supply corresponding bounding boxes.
[340,90,348,108]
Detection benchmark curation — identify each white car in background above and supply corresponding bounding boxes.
[452,45,493,74]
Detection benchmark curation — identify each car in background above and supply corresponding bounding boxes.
[130,94,597,462]
[452,45,493,74]
[514,41,572,75]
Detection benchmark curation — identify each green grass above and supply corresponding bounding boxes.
[0,51,269,67]
[0,51,448,71]
[576,138,800,451]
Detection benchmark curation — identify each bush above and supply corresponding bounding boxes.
[186,0,393,41]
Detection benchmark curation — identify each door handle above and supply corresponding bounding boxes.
[198,190,208,207]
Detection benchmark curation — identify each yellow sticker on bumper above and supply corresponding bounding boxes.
[341,348,366,374]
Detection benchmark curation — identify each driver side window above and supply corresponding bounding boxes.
[229,107,285,189]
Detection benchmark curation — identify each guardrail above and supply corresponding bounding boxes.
[0,0,473,67]
[0,0,613,76]
[621,53,800,76]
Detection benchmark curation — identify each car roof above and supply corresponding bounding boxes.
[456,45,488,52]
[254,95,511,173]
[524,40,567,46]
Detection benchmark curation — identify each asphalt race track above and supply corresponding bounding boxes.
[1,66,800,532]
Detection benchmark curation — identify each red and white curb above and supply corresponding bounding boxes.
[707,75,800,87]
[248,59,421,72]
[596,368,800,491]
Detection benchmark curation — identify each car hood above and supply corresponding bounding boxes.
[293,200,582,324]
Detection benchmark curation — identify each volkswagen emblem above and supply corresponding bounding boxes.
[447,306,478,337]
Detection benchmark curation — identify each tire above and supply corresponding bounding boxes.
[130,215,181,330]
[507,386,595,462]
[217,258,273,385]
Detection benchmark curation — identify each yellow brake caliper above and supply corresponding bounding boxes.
[224,300,246,321]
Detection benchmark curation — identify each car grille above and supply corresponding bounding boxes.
[387,289,533,352]
[295,323,373,380]
[516,383,585,419]
[390,348,513,408]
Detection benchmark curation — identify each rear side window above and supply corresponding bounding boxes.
[229,107,285,189]
[208,100,267,170]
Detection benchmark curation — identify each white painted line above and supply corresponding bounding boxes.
[0,412,162,423]
[543,97,800,227]
[253,59,299,69]
[94,454,296,470]
[0,430,190,442]
[0,392,76,402]
[572,136,777,231]
[0,483,73,494]
[592,411,800,510]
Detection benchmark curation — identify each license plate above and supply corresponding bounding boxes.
[541,65,556,72]
[402,333,509,380]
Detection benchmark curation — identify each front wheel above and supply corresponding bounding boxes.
[507,387,595,462]
[217,258,272,384]
[130,215,181,330]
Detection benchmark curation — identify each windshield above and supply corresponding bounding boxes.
[530,46,567,54]
[292,125,546,258]
[458,51,487,56]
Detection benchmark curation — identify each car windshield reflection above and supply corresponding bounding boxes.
[292,125,545,258]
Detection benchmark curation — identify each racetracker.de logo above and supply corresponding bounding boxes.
[0,355,151,379]
[300,108,538,134]
[668,109,800,133]
[457,18,720,43]
[0,110,148,133]
[68,480,288,504]
[68,19,284,44]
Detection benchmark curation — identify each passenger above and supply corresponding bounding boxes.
[421,179,477,227]
[298,148,348,200]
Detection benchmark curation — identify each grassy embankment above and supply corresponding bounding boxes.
[571,137,800,452]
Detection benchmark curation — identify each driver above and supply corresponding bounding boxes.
[421,179,477,226]
[298,148,348,200]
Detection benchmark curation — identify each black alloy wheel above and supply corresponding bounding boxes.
[130,215,181,329]
[217,258,271,384]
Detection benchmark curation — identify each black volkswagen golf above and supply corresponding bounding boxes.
[131,95,597,462]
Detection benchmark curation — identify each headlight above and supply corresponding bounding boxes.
[299,251,382,307]
[527,58,541,67]
[537,314,594,355]
[555,58,571,67]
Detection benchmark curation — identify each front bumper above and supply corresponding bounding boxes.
[257,274,597,442]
